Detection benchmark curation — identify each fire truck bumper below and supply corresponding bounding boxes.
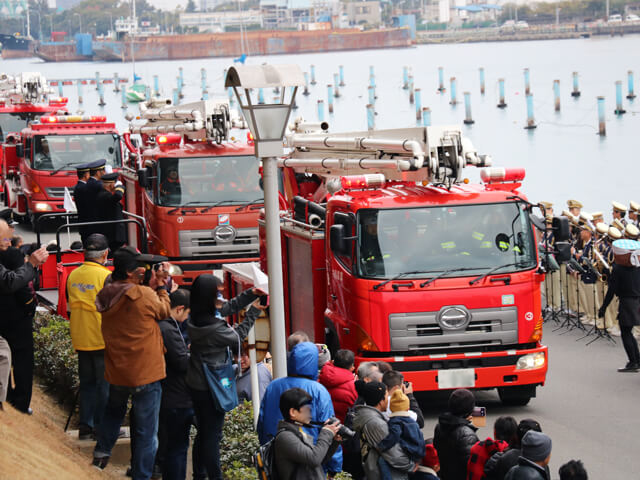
[358,344,548,392]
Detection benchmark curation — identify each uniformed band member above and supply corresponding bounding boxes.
[612,201,628,227]
[629,201,640,227]
[95,172,126,253]
[599,239,640,372]
[73,163,91,243]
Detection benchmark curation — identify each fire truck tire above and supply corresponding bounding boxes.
[498,385,534,406]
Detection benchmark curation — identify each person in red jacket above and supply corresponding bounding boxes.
[318,349,357,423]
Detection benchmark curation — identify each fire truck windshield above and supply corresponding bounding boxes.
[31,134,121,171]
[157,156,262,207]
[0,112,40,141]
[357,202,536,279]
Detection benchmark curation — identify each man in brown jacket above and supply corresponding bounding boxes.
[92,246,172,480]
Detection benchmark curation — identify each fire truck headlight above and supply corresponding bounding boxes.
[34,203,53,212]
[516,352,546,370]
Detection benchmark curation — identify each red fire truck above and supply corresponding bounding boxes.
[3,113,121,228]
[122,99,262,285]
[0,72,69,200]
[228,124,556,405]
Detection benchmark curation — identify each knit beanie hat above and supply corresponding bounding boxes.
[355,380,387,407]
[521,431,552,462]
[389,389,410,413]
[421,444,439,469]
[448,388,475,417]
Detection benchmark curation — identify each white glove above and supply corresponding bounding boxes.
[115,180,123,188]
[104,165,113,174]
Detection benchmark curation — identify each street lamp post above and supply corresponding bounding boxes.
[225,64,304,379]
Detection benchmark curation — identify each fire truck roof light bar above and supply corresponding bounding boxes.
[40,115,106,123]
[480,167,526,184]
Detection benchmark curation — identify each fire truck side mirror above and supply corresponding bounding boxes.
[15,144,23,158]
[137,168,150,189]
[330,224,350,257]
[552,217,570,242]
[554,242,572,263]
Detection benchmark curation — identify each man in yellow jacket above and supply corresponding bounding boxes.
[67,233,111,440]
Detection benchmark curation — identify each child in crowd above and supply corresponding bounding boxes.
[377,389,425,480]
[413,442,440,480]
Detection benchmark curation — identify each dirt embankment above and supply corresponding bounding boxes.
[0,385,121,480]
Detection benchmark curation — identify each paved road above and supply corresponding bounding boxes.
[15,222,639,479]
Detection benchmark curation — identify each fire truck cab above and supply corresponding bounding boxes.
[123,99,262,285]
[3,113,121,228]
[252,124,553,406]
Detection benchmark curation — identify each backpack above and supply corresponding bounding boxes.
[254,427,286,480]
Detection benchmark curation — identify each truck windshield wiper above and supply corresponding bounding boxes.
[469,263,520,285]
[373,270,434,290]
[167,201,206,214]
[200,199,239,214]
[235,198,264,212]
[419,267,480,288]
[49,161,79,176]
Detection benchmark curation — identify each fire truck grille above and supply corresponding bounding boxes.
[389,307,518,352]
[179,227,259,258]
[46,187,67,198]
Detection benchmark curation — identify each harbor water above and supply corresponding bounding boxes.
[3,34,640,214]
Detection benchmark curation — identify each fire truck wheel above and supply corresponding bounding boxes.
[498,386,534,406]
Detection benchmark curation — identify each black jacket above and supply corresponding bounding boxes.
[601,264,640,327]
[433,413,479,480]
[484,448,521,480]
[504,457,549,480]
[186,289,259,391]
[84,177,103,236]
[158,317,192,409]
[96,187,126,244]
[0,261,37,294]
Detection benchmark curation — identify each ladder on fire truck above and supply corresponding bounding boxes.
[280,121,493,188]
[129,98,247,145]
[0,72,55,105]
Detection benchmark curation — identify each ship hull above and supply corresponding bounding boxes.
[0,33,33,58]
[34,42,91,62]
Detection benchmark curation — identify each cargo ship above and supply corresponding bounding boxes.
[0,33,33,59]
[36,27,412,62]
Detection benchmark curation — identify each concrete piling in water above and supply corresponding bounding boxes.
[173,88,179,106]
[77,80,83,104]
[120,88,127,109]
[367,104,375,131]
[339,65,345,86]
[402,66,409,90]
[258,88,265,105]
[571,72,581,97]
[415,88,422,122]
[333,74,340,98]
[303,72,310,96]
[145,85,151,102]
[463,92,474,124]
[95,71,100,90]
[479,67,485,95]
[409,75,414,104]
[450,77,458,105]
[178,67,184,90]
[227,87,234,107]
[369,70,376,98]
[114,73,120,92]
[422,107,431,127]
[57,82,63,98]
[327,85,334,114]
[553,80,561,112]
[497,78,507,108]
[627,71,636,99]
[153,75,160,97]
[438,67,444,92]
[368,85,375,105]
[615,81,626,114]
[524,68,531,95]
[524,93,536,129]
[597,96,606,136]
[317,100,325,123]
[97,82,106,106]
[310,65,317,85]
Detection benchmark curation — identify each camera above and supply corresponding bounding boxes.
[310,417,356,441]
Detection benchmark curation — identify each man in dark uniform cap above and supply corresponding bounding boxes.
[84,159,107,237]
[73,163,91,243]
[96,172,126,253]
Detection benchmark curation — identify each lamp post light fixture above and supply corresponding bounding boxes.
[225,64,304,379]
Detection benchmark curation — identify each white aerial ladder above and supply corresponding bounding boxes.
[0,72,54,105]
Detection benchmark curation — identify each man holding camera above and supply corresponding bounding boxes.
[92,246,173,478]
